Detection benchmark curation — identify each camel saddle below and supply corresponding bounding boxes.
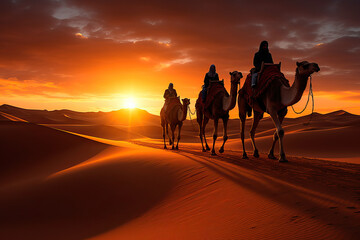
[163,97,181,114]
[196,81,229,111]
[240,64,290,109]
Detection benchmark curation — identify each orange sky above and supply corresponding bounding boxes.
[0,0,359,118]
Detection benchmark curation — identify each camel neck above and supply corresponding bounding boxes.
[178,104,188,122]
[281,70,309,106]
[223,81,238,111]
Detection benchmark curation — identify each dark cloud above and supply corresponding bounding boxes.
[0,0,359,98]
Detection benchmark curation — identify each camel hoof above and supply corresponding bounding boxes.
[206,145,210,151]
[202,149,206,152]
[211,151,217,156]
[279,154,288,162]
[253,150,259,158]
[175,146,178,150]
[169,141,173,145]
[164,146,167,149]
[268,153,277,160]
[171,146,175,150]
[219,147,224,153]
[242,154,248,159]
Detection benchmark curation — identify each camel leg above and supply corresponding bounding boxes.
[162,124,167,149]
[250,111,263,158]
[197,111,206,152]
[161,117,167,149]
[170,124,176,150]
[238,95,249,159]
[219,117,229,153]
[268,109,287,159]
[166,123,172,145]
[175,122,182,150]
[268,131,279,159]
[203,117,211,151]
[211,118,219,156]
[240,113,248,159]
[268,109,287,162]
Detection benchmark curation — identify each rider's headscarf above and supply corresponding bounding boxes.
[208,64,216,77]
[258,41,269,53]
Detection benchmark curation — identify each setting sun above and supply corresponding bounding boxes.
[123,97,136,109]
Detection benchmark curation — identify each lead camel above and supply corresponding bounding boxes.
[238,61,320,162]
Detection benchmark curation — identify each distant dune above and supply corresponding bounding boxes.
[0,104,159,126]
[1,104,359,163]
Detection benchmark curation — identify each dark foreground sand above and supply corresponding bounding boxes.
[0,121,359,239]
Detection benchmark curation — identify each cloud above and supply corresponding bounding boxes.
[156,57,192,71]
[0,0,359,113]
[0,77,59,97]
[75,32,88,39]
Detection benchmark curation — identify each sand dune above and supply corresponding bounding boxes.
[0,123,359,239]
[2,104,359,162]
[1,106,359,239]
[0,104,159,126]
[46,124,144,140]
[0,122,108,186]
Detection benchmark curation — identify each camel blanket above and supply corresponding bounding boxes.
[196,82,229,111]
[163,97,181,113]
[241,65,290,107]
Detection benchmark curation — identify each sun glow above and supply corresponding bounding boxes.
[123,97,136,109]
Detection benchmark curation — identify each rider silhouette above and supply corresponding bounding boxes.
[202,64,219,101]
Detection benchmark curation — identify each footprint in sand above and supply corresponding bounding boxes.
[290,216,299,222]
[346,206,356,209]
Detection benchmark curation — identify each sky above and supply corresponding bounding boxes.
[0,0,359,118]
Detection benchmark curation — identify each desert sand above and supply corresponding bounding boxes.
[0,105,359,239]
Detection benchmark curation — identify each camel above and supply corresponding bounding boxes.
[196,71,243,155]
[160,97,190,150]
[238,61,320,162]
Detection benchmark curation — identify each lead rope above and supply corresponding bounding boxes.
[291,75,314,125]
[187,105,198,132]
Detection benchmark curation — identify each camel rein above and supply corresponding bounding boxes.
[291,75,314,125]
[187,105,198,132]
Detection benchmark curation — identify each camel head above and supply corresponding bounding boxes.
[229,71,243,84]
[296,61,320,76]
[181,98,190,106]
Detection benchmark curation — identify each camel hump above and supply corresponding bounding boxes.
[209,79,224,86]
[164,97,182,114]
[169,97,181,105]
[195,83,228,111]
[242,64,289,110]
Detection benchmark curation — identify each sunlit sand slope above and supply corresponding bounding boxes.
[0,122,359,239]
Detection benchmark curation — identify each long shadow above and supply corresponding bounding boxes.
[174,151,360,237]
[134,141,360,237]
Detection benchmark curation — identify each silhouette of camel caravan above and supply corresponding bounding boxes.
[195,71,243,155]
[160,97,190,150]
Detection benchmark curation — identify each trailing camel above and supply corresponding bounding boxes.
[160,97,190,150]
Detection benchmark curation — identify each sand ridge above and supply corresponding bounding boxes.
[0,107,359,239]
